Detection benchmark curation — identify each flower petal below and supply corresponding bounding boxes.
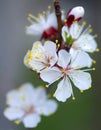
[70,49,92,68]
[74,34,97,52]
[4,107,24,121]
[26,24,44,36]
[23,114,41,128]
[57,50,71,68]
[33,87,47,105]
[54,77,72,102]
[40,67,62,84]
[37,100,58,116]
[69,70,92,90]
[44,41,57,54]
[62,26,69,42]
[70,22,83,39]
[47,12,57,28]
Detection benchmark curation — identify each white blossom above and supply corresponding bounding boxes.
[40,50,92,102]
[62,22,97,67]
[4,83,58,128]
[26,7,58,39]
[24,41,57,72]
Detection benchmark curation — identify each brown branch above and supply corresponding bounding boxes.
[54,0,62,46]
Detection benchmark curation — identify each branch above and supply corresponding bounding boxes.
[54,0,62,46]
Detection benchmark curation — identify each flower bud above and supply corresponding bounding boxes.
[66,6,85,27]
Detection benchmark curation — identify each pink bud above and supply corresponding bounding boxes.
[66,6,85,27]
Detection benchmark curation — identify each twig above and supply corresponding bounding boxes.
[54,0,62,46]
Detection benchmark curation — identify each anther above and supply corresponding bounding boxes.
[93,60,96,64]
[46,85,49,88]
[96,48,100,52]
[80,90,84,93]
[92,68,96,71]
[72,97,76,100]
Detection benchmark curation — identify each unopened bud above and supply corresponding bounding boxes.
[66,6,85,27]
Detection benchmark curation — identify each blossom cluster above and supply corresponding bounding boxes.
[4,1,98,129]
[24,5,97,102]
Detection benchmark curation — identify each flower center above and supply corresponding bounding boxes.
[42,27,58,39]
[24,105,35,115]
[61,66,71,77]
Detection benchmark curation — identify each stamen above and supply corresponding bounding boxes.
[82,68,96,72]
[93,60,96,64]
[46,84,49,88]
[72,97,76,100]
[96,48,100,52]
[14,120,20,125]
[48,5,51,9]
[80,90,84,93]
[55,39,58,43]
[27,17,34,24]
[28,13,39,22]
[82,21,86,25]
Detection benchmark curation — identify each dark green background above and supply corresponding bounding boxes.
[0,0,101,130]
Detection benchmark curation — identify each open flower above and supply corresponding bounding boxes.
[40,50,92,102]
[24,41,57,72]
[62,22,97,67]
[4,83,58,128]
[26,7,58,39]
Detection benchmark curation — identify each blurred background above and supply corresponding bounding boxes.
[0,0,101,130]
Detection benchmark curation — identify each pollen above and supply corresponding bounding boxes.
[82,21,86,25]
[93,60,96,64]
[55,39,58,43]
[89,29,93,33]
[92,68,96,71]
[72,97,76,100]
[48,5,51,9]
[80,90,84,93]
[35,44,39,49]
[26,50,33,64]
[46,84,49,88]
[96,48,100,52]
[14,120,20,125]
[58,44,60,48]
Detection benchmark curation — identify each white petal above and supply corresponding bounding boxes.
[4,107,24,121]
[23,114,41,128]
[29,60,46,71]
[40,67,62,84]
[75,34,97,52]
[6,83,35,107]
[32,41,44,51]
[6,90,23,107]
[26,24,44,36]
[62,26,69,42]
[37,100,58,116]
[47,12,57,28]
[44,41,57,54]
[70,49,92,68]
[57,50,71,68]
[69,70,92,90]
[54,77,72,102]
[70,22,83,39]
[33,87,47,105]
[69,6,85,20]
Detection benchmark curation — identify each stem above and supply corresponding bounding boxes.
[54,0,62,45]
